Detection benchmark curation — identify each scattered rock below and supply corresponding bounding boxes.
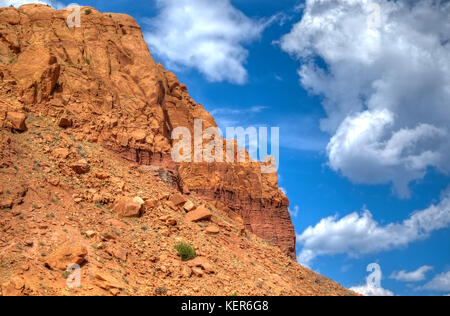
[45,242,88,271]
[181,265,192,278]
[94,272,123,291]
[95,171,109,180]
[188,257,214,274]
[205,225,220,235]
[85,231,96,238]
[47,177,60,186]
[54,148,70,159]
[170,193,187,206]
[58,117,73,128]
[113,196,144,218]
[6,112,26,132]
[185,206,212,222]
[154,287,168,296]
[159,215,177,226]
[133,196,145,205]
[71,159,90,174]
[131,129,146,142]
[191,267,204,277]
[165,201,177,210]
[183,200,195,212]
[0,199,13,209]
[106,246,128,261]
[143,199,157,213]
[110,288,121,296]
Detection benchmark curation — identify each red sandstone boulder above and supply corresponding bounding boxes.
[71,159,90,174]
[205,225,220,235]
[58,116,73,128]
[45,242,88,271]
[113,196,144,218]
[188,257,214,274]
[183,200,195,212]
[5,112,26,131]
[170,193,187,206]
[185,206,212,222]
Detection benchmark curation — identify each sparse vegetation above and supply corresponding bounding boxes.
[85,9,92,15]
[9,56,18,64]
[174,242,196,261]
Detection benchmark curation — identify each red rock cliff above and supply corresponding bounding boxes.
[0,4,296,258]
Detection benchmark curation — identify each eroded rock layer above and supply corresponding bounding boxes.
[0,4,295,258]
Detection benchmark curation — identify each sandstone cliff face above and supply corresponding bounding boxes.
[0,5,295,257]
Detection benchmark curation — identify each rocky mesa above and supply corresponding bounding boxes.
[0,4,354,296]
[0,3,295,258]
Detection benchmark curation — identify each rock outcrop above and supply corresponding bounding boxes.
[0,4,295,259]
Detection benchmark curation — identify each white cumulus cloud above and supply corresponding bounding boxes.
[297,188,450,266]
[390,266,434,283]
[144,0,270,84]
[280,0,450,197]
[423,271,450,292]
[350,283,394,297]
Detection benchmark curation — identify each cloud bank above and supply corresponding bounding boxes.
[144,0,269,84]
[297,189,450,265]
[423,271,450,292]
[390,266,433,283]
[350,283,394,297]
[280,0,450,197]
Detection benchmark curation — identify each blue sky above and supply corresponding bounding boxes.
[5,0,450,296]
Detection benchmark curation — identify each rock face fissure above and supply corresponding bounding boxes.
[0,4,296,258]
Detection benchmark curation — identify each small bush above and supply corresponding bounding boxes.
[85,9,92,15]
[175,242,196,261]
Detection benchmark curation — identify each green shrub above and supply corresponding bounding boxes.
[174,242,196,261]
[85,9,92,15]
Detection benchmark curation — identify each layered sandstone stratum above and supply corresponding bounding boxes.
[0,4,354,296]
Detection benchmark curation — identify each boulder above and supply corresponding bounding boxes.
[45,242,88,271]
[6,112,26,131]
[170,193,187,206]
[106,246,128,261]
[183,200,195,212]
[143,198,157,212]
[131,129,146,142]
[85,230,96,238]
[113,196,144,218]
[0,199,13,209]
[188,257,214,274]
[53,148,70,159]
[185,206,212,222]
[71,159,90,174]
[58,117,73,128]
[95,171,109,180]
[94,272,123,291]
[205,225,220,235]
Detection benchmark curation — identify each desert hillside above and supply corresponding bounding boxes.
[0,4,355,296]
